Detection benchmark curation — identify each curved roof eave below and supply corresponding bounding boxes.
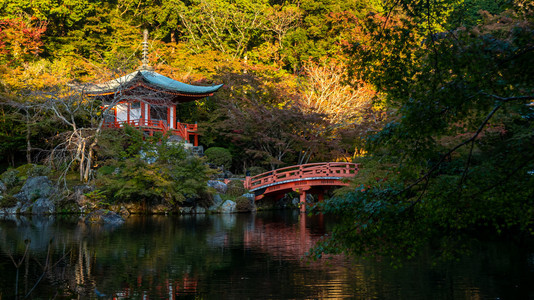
[140,70,223,94]
[84,70,223,95]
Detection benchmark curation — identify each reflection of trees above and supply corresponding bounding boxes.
[1,214,532,299]
[0,215,235,297]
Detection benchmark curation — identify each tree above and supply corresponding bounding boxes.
[94,127,213,206]
[314,3,534,261]
[300,58,375,125]
[217,98,329,170]
[179,0,267,60]
[0,17,47,65]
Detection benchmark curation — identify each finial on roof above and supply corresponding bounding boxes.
[140,29,152,70]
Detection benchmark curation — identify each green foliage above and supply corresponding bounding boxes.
[247,166,266,176]
[0,169,20,189]
[84,189,107,203]
[0,194,17,208]
[204,147,232,169]
[95,127,212,207]
[316,4,534,261]
[226,180,246,197]
[235,195,253,212]
[18,164,50,178]
[97,165,116,176]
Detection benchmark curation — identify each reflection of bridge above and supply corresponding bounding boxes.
[244,162,359,212]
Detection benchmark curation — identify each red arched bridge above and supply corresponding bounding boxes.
[243,162,359,213]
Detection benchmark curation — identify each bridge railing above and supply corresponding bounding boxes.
[244,162,359,190]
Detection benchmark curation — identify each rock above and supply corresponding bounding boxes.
[292,198,299,206]
[208,204,220,212]
[0,181,6,193]
[220,200,236,214]
[151,204,172,214]
[20,176,54,201]
[213,194,223,205]
[119,206,130,217]
[123,203,144,214]
[181,207,192,214]
[195,206,206,214]
[208,194,224,212]
[32,197,55,215]
[85,209,125,225]
[72,185,93,210]
[9,176,57,215]
[19,201,32,214]
[242,193,255,201]
[0,206,18,215]
[208,180,227,194]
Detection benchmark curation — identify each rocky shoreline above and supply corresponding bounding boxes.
[0,175,268,224]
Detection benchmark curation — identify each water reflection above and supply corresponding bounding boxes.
[1,212,534,299]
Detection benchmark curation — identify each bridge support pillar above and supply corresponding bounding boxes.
[317,192,324,203]
[293,186,311,213]
[299,192,307,214]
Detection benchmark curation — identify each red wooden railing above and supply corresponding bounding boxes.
[104,118,198,142]
[244,162,359,191]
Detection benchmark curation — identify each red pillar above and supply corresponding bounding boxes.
[127,102,130,124]
[194,134,198,146]
[300,192,306,213]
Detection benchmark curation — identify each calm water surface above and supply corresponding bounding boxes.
[1,211,533,299]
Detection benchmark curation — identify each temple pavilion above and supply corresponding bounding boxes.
[84,31,223,148]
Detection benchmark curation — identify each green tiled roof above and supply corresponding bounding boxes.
[85,70,223,95]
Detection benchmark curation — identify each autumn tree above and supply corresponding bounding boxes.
[0,17,47,65]
[300,59,375,125]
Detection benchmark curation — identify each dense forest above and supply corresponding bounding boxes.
[1,0,533,259]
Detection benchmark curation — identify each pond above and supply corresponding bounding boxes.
[1,211,533,299]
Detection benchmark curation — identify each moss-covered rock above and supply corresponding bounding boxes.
[235,196,254,212]
[226,180,246,197]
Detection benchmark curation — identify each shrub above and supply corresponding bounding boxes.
[204,147,232,170]
[197,190,214,208]
[235,196,253,212]
[0,169,20,189]
[226,180,246,197]
[98,165,117,176]
[27,165,51,177]
[0,195,18,208]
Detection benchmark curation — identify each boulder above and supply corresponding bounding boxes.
[220,200,236,214]
[208,194,223,212]
[20,176,54,201]
[72,185,94,211]
[0,206,18,215]
[181,207,192,214]
[195,206,206,214]
[213,194,223,205]
[32,197,55,215]
[10,176,57,215]
[207,180,227,194]
[0,181,6,193]
[85,209,125,225]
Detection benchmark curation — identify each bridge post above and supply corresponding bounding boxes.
[317,192,324,203]
[299,192,306,214]
[244,175,251,190]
